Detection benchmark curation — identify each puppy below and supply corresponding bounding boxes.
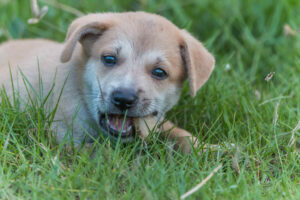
[0,12,214,153]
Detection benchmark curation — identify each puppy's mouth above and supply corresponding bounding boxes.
[99,114,135,139]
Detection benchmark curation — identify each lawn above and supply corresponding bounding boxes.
[0,0,300,199]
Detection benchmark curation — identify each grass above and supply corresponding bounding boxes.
[0,0,300,199]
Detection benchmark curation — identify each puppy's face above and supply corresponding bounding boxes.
[60,12,215,141]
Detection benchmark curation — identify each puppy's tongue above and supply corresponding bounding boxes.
[107,115,133,135]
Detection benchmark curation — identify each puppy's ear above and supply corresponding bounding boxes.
[180,30,215,96]
[60,18,110,63]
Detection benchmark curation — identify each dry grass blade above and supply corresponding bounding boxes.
[255,90,261,100]
[40,0,84,17]
[201,143,236,153]
[4,134,10,150]
[28,0,48,24]
[273,102,280,127]
[30,0,40,17]
[288,120,300,147]
[265,72,275,82]
[180,164,222,200]
[39,143,48,152]
[284,24,297,36]
[259,94,293,106]
[225,63,231,71]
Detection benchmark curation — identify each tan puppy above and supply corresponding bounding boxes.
[0,12,214,153]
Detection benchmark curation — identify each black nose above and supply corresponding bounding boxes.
[111,89,137,110]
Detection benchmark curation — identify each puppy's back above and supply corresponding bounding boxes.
[0,39,61,69]
[0,39,63,99]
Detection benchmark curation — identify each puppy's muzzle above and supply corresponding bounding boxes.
[111,88,137,111]
[98,88,138,141]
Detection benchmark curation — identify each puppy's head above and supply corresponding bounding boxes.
[61,12,215,141]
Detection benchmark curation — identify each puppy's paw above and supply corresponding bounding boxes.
[172,136,200,154]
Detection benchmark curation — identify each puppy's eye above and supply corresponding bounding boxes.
[101,55,117,66]
[151,68,168,80]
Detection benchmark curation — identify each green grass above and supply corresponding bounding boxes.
[1,0,300,199]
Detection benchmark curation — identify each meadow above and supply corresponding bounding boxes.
[0,0,299,199]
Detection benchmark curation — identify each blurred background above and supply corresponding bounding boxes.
[1,0,299,55]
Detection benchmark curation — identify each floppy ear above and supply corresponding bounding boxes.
[180,30,215,96]
[60,18,110,63]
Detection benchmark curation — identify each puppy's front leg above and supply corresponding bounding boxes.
[160,121,237,154]
[136,118,199,153]
[136,118,222,154]
[160,121,199,154]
